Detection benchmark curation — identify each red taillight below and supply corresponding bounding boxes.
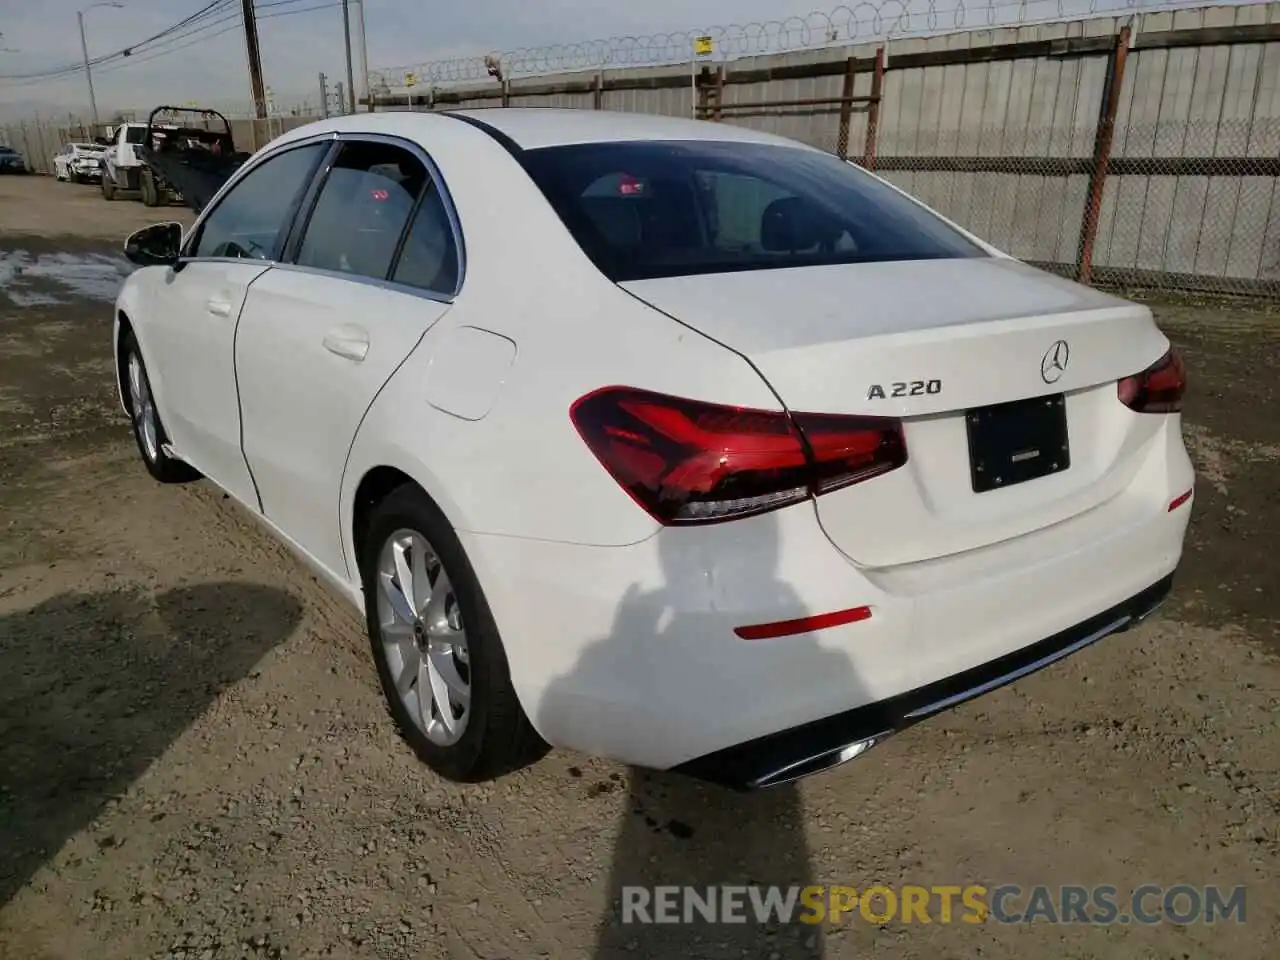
[1118,347,1186,414]
[569,386,907,525]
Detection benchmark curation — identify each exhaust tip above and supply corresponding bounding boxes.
[751,732,892,789]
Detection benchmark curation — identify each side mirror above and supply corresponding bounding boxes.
[124,222,183,267]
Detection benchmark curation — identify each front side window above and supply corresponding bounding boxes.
[519,140,985,282]
[295,141,427,280]
[191,143,328,260]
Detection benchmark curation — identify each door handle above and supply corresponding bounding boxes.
[206,298,232,317]
[322,325,370,362]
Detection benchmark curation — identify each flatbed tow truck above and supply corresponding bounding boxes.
[101,106,250,212]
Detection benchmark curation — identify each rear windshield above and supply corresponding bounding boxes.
[519,140,985,282]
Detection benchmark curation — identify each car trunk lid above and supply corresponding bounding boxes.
[620,257,1171,567]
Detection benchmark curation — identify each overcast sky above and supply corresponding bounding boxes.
[0,0,1234,118]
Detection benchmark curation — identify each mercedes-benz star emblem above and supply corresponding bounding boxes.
[1041,339,1070,384]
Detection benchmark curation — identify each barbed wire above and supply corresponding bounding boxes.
[370,0,1231,89]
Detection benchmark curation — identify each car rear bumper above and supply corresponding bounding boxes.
[461,420,1192,778]
[673,573,1172,789]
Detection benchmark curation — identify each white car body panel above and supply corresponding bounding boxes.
[142,259,269,507]
[236,267,452,579]
[114,108,1194,783]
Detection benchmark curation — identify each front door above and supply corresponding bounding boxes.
[145,141,331,508]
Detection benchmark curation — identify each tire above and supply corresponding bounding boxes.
[360,483,546,782]
[140,168,159,207]
[101,174,116,200]
[120,331,201,484]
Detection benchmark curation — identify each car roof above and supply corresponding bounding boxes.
[278,108,815,155]
[445,107,814,151]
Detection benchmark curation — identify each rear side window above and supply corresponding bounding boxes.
[125,127,146,144]
[296,141,427,281]
[390,184,459,295]
[519,140,984,282]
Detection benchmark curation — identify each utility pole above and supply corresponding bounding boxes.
[355,0,372,112]
[318,72,330,119]
[76,4,123,128]
[241,0,268,120]
[77,12,99,125]
[341,0,356,114]
[335,81,345,117]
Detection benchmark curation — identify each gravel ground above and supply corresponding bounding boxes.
[0,175,1277,959]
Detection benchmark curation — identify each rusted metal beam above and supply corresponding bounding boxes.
[1077,27,1129,285]
[868,154,1280,176]
[862,47,885,170]
[836,56,856,160]
[698,94,877,113]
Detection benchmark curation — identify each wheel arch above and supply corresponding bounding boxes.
[114,309,135,416]
[343,456,468,585]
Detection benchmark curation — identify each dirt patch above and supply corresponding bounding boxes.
[0,175,193,241]
[0,186,1276,959]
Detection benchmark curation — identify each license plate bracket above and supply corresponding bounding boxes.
[966,394,1070,493]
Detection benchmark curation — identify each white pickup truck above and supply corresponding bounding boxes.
[99,121,178,202]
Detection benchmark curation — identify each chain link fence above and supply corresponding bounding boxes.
[863,118,1280,298]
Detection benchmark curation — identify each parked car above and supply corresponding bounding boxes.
[113,109,1194,790]
[0,145,26,173]
[52,141,106,182]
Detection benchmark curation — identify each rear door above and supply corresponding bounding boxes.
[235,135,462,579]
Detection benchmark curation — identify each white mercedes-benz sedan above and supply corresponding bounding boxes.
[113,108,1193,790]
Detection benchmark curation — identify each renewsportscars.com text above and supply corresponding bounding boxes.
[621,884,1247,926]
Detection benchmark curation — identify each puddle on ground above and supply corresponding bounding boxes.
[0,250,133,307]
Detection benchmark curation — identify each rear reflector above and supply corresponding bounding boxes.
[1168,489,1193,512]
[734,605,872,640]
[570,386,906,525]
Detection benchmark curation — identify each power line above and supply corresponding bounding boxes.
[0,0,235,80]
[0,0,343,85]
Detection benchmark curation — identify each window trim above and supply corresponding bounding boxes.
[272,131,467,303]
[179,132,337,265]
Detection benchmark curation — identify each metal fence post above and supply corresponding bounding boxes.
[1077,26,1130,285]
[593,71,603,109]
[836,56,856,159]
[861,47,885,169]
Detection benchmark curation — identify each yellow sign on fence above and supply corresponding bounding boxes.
[404,72,418,88]
[693,35,714,57]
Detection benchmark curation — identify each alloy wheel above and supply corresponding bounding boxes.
[375,528,472,746]
[127,352,159,462]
